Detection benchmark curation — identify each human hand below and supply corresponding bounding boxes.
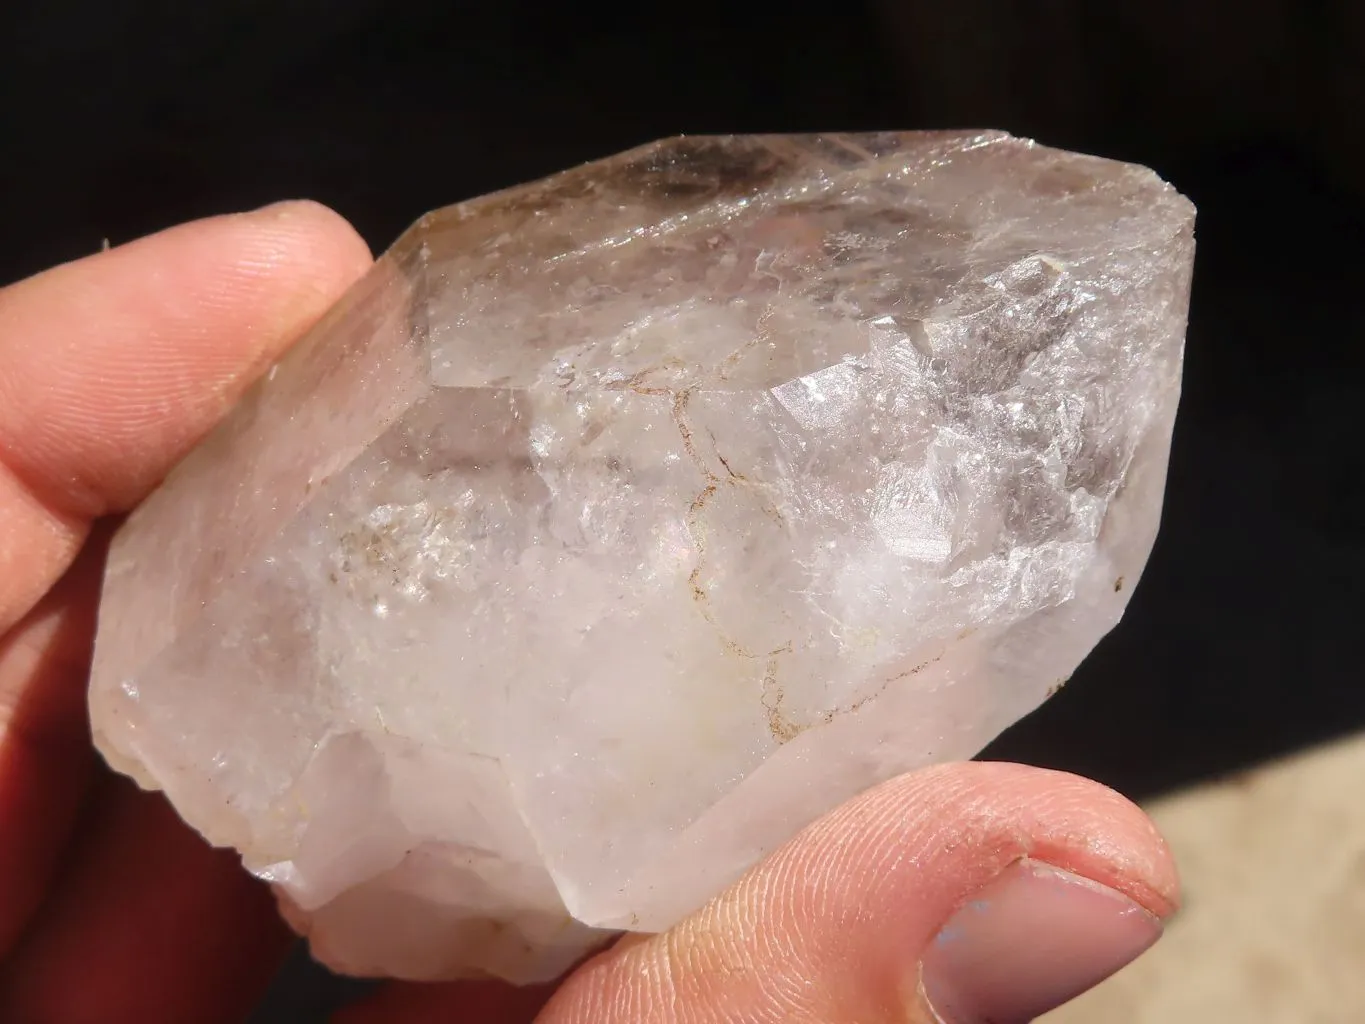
[0,203,1177,1023]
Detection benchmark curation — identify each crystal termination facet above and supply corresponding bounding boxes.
[90,132,1196,982]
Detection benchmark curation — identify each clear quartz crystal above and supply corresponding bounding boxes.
[90,132,1195,982]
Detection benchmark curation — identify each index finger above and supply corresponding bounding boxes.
[0,201,372,631]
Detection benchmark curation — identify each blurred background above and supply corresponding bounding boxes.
[1,1,1361,1019]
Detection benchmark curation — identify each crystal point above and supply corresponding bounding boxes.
[91,132,1195,982]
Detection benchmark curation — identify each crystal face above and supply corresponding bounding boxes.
[90,132,1195,982]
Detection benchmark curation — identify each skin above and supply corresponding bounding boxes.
[0,202,1178,1023]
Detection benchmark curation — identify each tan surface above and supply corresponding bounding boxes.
[1043,734,1365,1022]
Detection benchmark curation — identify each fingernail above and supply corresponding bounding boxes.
[919,860,1163,1023]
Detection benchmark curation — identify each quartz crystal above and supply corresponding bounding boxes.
[90,132,1195,982]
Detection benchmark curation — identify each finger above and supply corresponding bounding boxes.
[0,527,106,956]
[332,978,557,1024]
[0,200,372,630]
[0,775,293,1024]
[537,762,1177,1024]
[0,465,86,642]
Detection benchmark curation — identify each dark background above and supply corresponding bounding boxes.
[1,1,1361,1019]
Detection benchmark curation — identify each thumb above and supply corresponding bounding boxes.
[537,762,1176,1024]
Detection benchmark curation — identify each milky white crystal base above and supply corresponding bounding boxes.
[90,132,1195,982]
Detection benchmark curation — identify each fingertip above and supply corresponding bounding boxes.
[235,200,374,280]
[0,463,86,631]
[540,762,1176,1024]
[180,200,375,387]
[0,199,375,520]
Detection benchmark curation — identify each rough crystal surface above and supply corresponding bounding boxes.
[90,132,1195,982]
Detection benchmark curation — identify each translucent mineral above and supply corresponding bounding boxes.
[90,132,1195,982]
